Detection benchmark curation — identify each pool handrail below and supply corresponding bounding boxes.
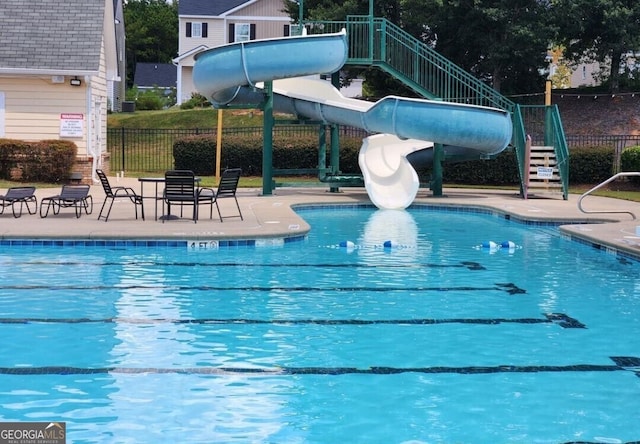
[577,172,640,220]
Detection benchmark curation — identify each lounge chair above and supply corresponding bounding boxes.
[40,184,93,218]
[96,169,144,221]
[161,170,214,223]
[0,186,37,218]
[212,168,243,222]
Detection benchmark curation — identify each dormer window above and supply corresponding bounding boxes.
[186,22,208,38]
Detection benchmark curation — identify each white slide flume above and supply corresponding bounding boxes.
[359,135,433,210]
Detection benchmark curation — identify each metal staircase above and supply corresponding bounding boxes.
[303,16,569,199]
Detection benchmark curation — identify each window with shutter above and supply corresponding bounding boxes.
[187,22,205,38]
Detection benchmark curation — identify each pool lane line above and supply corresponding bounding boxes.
[0,312,585,328]
[0,260,487,270]
[0,281,526,294]
[0,356,639,376]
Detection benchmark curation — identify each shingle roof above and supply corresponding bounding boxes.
[179,0,249,16]
[134,63,177,88]
[0,0,105,72]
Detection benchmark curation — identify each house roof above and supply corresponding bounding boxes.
[179,0,250,16]
[0,0,106,74]
[134,63,177,88]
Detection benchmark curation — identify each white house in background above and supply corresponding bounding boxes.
[0,0,125,181]
[173,0,292,104]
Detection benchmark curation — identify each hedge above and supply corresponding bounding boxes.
[173,134,362,176]
[174,134,622,185]
[0,139,77,183]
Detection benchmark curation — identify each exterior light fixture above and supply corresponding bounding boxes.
[70,77,81,86]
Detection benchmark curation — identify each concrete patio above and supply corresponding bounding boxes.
[2,176,640,259]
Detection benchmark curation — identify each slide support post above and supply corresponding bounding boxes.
[431,143,444,197]
[329,124,340,192]
[262,81,274,195]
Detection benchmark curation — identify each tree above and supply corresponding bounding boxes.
[400,0,555,95]
[284,0,405,92]
[284,0,555,97]
[283,0,401,23]
[553,0,640,92]
[124,0,178,88]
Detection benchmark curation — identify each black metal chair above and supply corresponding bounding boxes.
[0,186,37,218]
[212,168,243,222]
[96,169,144,221]
[162,170,214,223]
[40,185,93,218]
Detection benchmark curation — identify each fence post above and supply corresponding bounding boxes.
[121,127,126,172]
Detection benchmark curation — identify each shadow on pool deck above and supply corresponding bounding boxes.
[2,176,640,258]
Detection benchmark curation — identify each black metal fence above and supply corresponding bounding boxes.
[107,126,640,174]
[106,125,369,173]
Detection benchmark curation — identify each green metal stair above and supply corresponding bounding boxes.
[303,16,569,199]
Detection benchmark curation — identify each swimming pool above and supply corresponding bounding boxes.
[1,206,639,443]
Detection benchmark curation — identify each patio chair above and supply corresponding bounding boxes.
[96,169,144,222]
[212,168,243,222]
[0,186,37,218]
[40,184,93,218]
[161,170,214,223]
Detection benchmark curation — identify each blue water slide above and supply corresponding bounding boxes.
[193,31,513,209]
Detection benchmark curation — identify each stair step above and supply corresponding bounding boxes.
[530,153,557,159]
[528,174,561,179]
[527,182,562,190]
[530,146,554,151]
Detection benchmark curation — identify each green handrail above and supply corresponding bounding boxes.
[303,17,569,199]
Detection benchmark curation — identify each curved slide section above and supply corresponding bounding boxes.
[359,135,432,209]
[193,31,513,209]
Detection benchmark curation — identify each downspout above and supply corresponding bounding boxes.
[84,75,98,183]
[174,61,182,105]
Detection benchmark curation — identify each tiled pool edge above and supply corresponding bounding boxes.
[3,201,640,262]
[0,235,308,249]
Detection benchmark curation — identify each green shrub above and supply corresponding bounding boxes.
[0,139,76,182]
[568,146,614,184]
[0,139,29,179]
[179,93,211,110]
[173,133,364,176]
[446,150,520,185]
[135,89,165,111]
[620,145,640,184]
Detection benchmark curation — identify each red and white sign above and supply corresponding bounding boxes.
[60,113,84,137]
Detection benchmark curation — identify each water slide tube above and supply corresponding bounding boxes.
[193,30,513,209]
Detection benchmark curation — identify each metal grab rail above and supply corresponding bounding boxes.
[577,172,640,220]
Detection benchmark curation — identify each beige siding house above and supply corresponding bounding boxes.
[174,0,292,104]
[0,0,124,182]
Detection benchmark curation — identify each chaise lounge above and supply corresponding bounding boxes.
[0,186,37,218]
[40,184,93,218]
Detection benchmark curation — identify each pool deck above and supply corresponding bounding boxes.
[2,176,640,258]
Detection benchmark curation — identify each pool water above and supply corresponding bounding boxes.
[1,206,639,443]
